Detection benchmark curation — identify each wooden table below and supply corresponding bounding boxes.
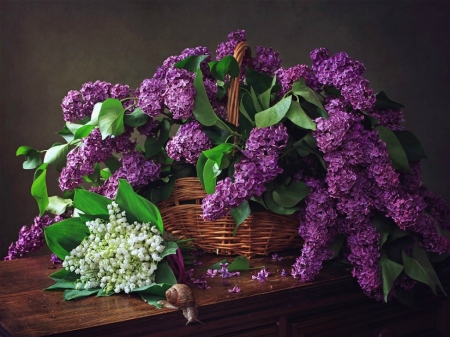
[0,254,449,337]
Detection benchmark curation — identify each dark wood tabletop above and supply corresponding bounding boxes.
[0,253,449,337]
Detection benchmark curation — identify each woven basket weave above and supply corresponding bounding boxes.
[159,42,302,257]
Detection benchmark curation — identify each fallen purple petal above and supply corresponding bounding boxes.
[228,284,241,293]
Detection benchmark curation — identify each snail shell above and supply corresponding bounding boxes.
[157,284,201,324]
[166,283,195,308]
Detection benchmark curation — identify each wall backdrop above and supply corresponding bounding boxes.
[1,0,449,259]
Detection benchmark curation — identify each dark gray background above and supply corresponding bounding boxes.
[1,0,449,259]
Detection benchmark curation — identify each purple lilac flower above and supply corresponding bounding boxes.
[216,29,246,61]
[61,90,85,122]
[228,284,241,293]
[137,118,159,137]
[166,121,212,165]
[138,78,165,117]
[281,269,289,277]
[59,129,135,191]
[252,268,270,283]
[367,108,405,131]
[205,269,218,278]
[292,186,338,282]
[271,253,283,261]
[202,124,288,221]
[163,68,196,120]
[343,217,383,301]
[253,46,282,77]
[92,150,161,199]
[80,80,112,114]
[311,49,375,111]
[4,215,55,260]
[218,263,240,278]
[110,83,136,112]
[51,254,63,264]
[193,278,210,290]
[275,64,320,95]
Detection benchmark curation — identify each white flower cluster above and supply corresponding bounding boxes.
[62,202,165,294]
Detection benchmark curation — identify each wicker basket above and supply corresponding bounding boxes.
[159,42,302,257]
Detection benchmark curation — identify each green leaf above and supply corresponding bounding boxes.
[104,156,121,174]
[74,124,95,140]
[56,125,75,143]
[293,133,327,170]
[16,145,42,170]
[31,163,49,216]
[228,256,250,272]
[73,189,111,216]
[380,253,404,302]
[395,130,427,162]
[255,95,292,128]
[201,143,234,194]
[176,55,208,73]
[98,98,125,140]
[209,55,240,81]
[45,271,79,290]
[139,293,165,308]
[402,249,437,295]
[203,125,232,144]
[160,241,179,259]
[100,168,112,180]
[376,126,410,171]
[192,69,218,126]
[239,93,257,125]
[292,78,325,111]
[250,87,263,112]
[46,196,73,215]
[49,268,70,281]
[245,68,276,94]
[196,153,208,188]
[272,181,309,208]
[375,91,405,110]
[330,234,345,259]
[43,143,69,170]
[96,289,115,297]
[65,122,84,134]
[124,107,149,127]
[115,179,164,233]
[155,260,178,285]
[144,119,170,159]
[411,241,446,295]
[88,102,102,126]
[286,100,316,130]
[44,217,90,260]
[263,191,300,215]
[203,159,220,194]
[230,201,251,235]
[64,289,100,301]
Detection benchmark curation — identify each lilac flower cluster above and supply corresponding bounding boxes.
[275,64,320,95]
[202,124,288,221]
[311,48,376,111]
[165,121,212,164]
[62,81,135,122]
[292,184,338,282]
[139,47,212,119]
[252,46,282,77]
[4,215,62,260]
[92,150,161,199]
[216,29,246,61]
[292,89,450,299]
[59,128,135,191]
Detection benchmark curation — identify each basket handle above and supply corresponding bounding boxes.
[226,41,252,127]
